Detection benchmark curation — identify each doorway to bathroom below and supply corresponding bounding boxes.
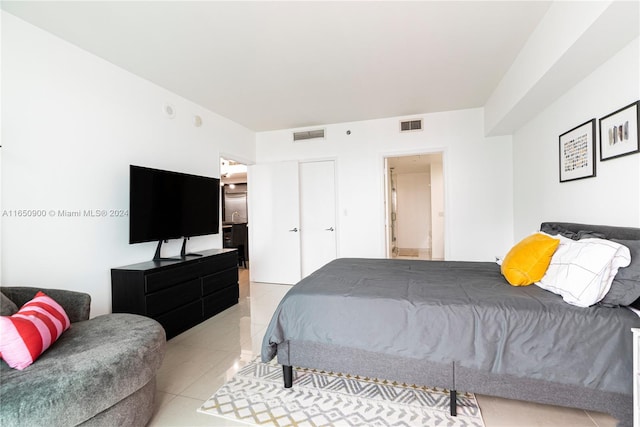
[385,153,444,260]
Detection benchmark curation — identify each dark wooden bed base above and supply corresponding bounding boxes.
[272,223,640,427]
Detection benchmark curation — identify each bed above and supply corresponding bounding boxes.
[261,222,640,426]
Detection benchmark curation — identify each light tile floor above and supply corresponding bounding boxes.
[148,268,619,427]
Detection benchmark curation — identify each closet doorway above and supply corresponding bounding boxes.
[385,153,444,260]
[247,160,337,284]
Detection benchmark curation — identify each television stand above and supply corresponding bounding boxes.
[180,237,204,258]
[152,240,182,262]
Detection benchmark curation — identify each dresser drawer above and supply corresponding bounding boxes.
[145,263,201,293]
[203,286,239,319]
[155,300,202,339]
[146,278,200,316]
[201,251,237,275]
[202,267,238,296]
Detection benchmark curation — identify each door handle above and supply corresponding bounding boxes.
[325,227,334,231]
[289,227,298,232]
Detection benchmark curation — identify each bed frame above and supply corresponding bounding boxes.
[277,222,640,426]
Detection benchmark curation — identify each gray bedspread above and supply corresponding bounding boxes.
[262,258,640,395]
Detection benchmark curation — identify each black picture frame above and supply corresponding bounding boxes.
[599,100,640,161]
[559,119,596,183]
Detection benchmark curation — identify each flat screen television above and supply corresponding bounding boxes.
[129,165,220,259]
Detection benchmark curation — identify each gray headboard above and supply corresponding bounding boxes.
[540,222,640,240]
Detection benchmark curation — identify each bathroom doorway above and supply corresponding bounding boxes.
[385,153,444,260]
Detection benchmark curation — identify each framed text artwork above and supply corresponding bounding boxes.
[559,119,596,183]
[599,100,640,161]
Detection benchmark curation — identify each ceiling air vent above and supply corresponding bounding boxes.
[293,128,325,142]
[400,119,423,132]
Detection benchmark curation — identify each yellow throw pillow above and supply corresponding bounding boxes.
[501,233,560,286]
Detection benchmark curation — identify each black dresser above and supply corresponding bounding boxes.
[111,248,239,339]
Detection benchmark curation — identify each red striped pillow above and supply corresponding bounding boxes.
[0,291,71,370]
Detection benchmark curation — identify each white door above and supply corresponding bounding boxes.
[300,161,337,277]
[248,161,301,284]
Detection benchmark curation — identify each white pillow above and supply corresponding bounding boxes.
[535,235,631,307]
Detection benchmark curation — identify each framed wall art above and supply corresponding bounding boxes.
[559,119,596,183]
[599,100,639,161]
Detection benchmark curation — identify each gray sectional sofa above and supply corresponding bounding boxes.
[0,287,166,426]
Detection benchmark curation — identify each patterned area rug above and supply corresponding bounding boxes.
[198,360,485,427]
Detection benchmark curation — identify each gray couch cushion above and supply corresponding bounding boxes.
[0,292,18,316]
[0,313,166,427]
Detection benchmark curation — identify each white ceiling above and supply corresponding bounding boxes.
[1,1,553,132]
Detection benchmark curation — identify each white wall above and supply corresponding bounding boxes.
[256,108,514,262]
[485,0,639,136]
[512,37,640,239]
[396,172,431,250]
[1,13,255,316]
